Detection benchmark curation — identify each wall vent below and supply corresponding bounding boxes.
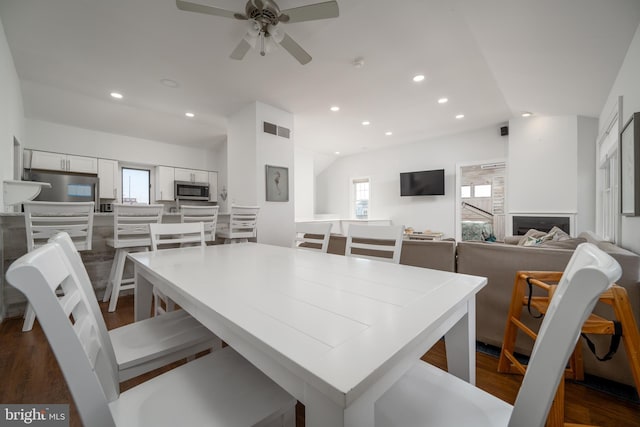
[263,121,291,139]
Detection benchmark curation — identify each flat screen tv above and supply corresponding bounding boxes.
[400,169,445,196]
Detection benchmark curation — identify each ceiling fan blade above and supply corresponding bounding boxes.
[279,33,312,65]
[176,0,237,19]
[230,38,252,60]
[279,1,339,23]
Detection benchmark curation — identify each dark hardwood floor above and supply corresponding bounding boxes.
[1,295,638,426]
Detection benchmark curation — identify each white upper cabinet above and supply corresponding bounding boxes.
[30,150,97,174]
[175,168,208,183]
[208,171,218,202]
[98,158,118,200]
[156,166,175,201]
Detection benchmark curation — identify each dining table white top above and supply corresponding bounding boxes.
[130,242,487,427]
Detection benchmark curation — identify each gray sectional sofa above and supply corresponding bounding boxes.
[326,232,640,387]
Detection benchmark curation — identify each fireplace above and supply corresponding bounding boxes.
[512,216,570,236]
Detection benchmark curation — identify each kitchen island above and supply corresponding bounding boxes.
[0,211,226,320]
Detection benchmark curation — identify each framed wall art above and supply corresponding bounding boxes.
[620,112,640,216]
[265,165,289,202]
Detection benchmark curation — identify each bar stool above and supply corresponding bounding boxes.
[21,201,95,331]
[217,204,260,243]
[103,204,163,312]
[180,205,219,242]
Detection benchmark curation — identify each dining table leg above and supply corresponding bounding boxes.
[133,266,153,322]
[443,298,476,385]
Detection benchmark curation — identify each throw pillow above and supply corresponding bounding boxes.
[517,229,547,246]
[546,226,570,241]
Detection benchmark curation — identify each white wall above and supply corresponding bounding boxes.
[255,102,294,247]
[227,103,257,206]
[227,102,295,247]
[577,116,598,233]
[508,116,579,213]
[600,21,640,254]
[507,115,597,234]
[316,125,507,237]
[0,18,25,210]
[294,146,315,220]
[25,119,214,170]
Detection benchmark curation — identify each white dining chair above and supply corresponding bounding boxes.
[148,222,206,315]
[217,204,260,243]
[293,222,332,253]
[6,239,296,427]
[103,204,163,312]
[50,232,220,381]
[21,201,95,332]
[180,205,219,242]
[375,242,622,427]
[345,224,404,263]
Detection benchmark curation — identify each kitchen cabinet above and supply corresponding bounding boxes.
[175,168,208,183]
[30,150,97,174]
[155,166,175,201]
[98,158,118,200]
[208,171,218,202]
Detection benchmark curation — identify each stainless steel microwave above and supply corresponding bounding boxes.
[175,181,210,201]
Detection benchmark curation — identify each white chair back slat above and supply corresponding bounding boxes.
[59,288,83,318]
[24,201,95,252]
[7,232,297,427]
[294,222,332,253]
[375,242,622,427]
[219,205,260,242]
[181,205,219,241]
[346,224,404,264]
[112,204,163,248]
[509,242,622,425]
[149,222,206,251]
[6,242,120,421]
[149,223,206,315]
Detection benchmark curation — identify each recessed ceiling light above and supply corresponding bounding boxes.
[362,121,371,126]
[330,106,340,112]
[160,78,180,88]
[335,151,340,155]
[438,98,448,104]
[522,112,532,117]
[110,92,123,99]
[185,112,195,118]
[412,74,425,82]
[456,114,465,119]
[385,131,393,136]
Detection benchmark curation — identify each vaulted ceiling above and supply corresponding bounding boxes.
[1,0,639,156]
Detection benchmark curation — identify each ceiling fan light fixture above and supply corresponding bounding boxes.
[110,92,123,99]
[330,106,340,112]
[413,74,425,82]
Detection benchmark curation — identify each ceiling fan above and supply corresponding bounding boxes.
[176,0,339,65]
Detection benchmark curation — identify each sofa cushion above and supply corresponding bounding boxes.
[539,237,586,249]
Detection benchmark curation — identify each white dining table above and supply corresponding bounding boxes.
[129,243,487,427]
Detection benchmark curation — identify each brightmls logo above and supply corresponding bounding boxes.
[0,405,68,426]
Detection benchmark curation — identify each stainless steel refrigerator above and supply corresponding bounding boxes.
[24,169,99,209]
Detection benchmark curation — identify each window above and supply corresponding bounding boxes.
[474,184,492,198]
[461,185,471,198]
[121,167,150,204]
[353,178,369,219]
[599,131,619,242]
